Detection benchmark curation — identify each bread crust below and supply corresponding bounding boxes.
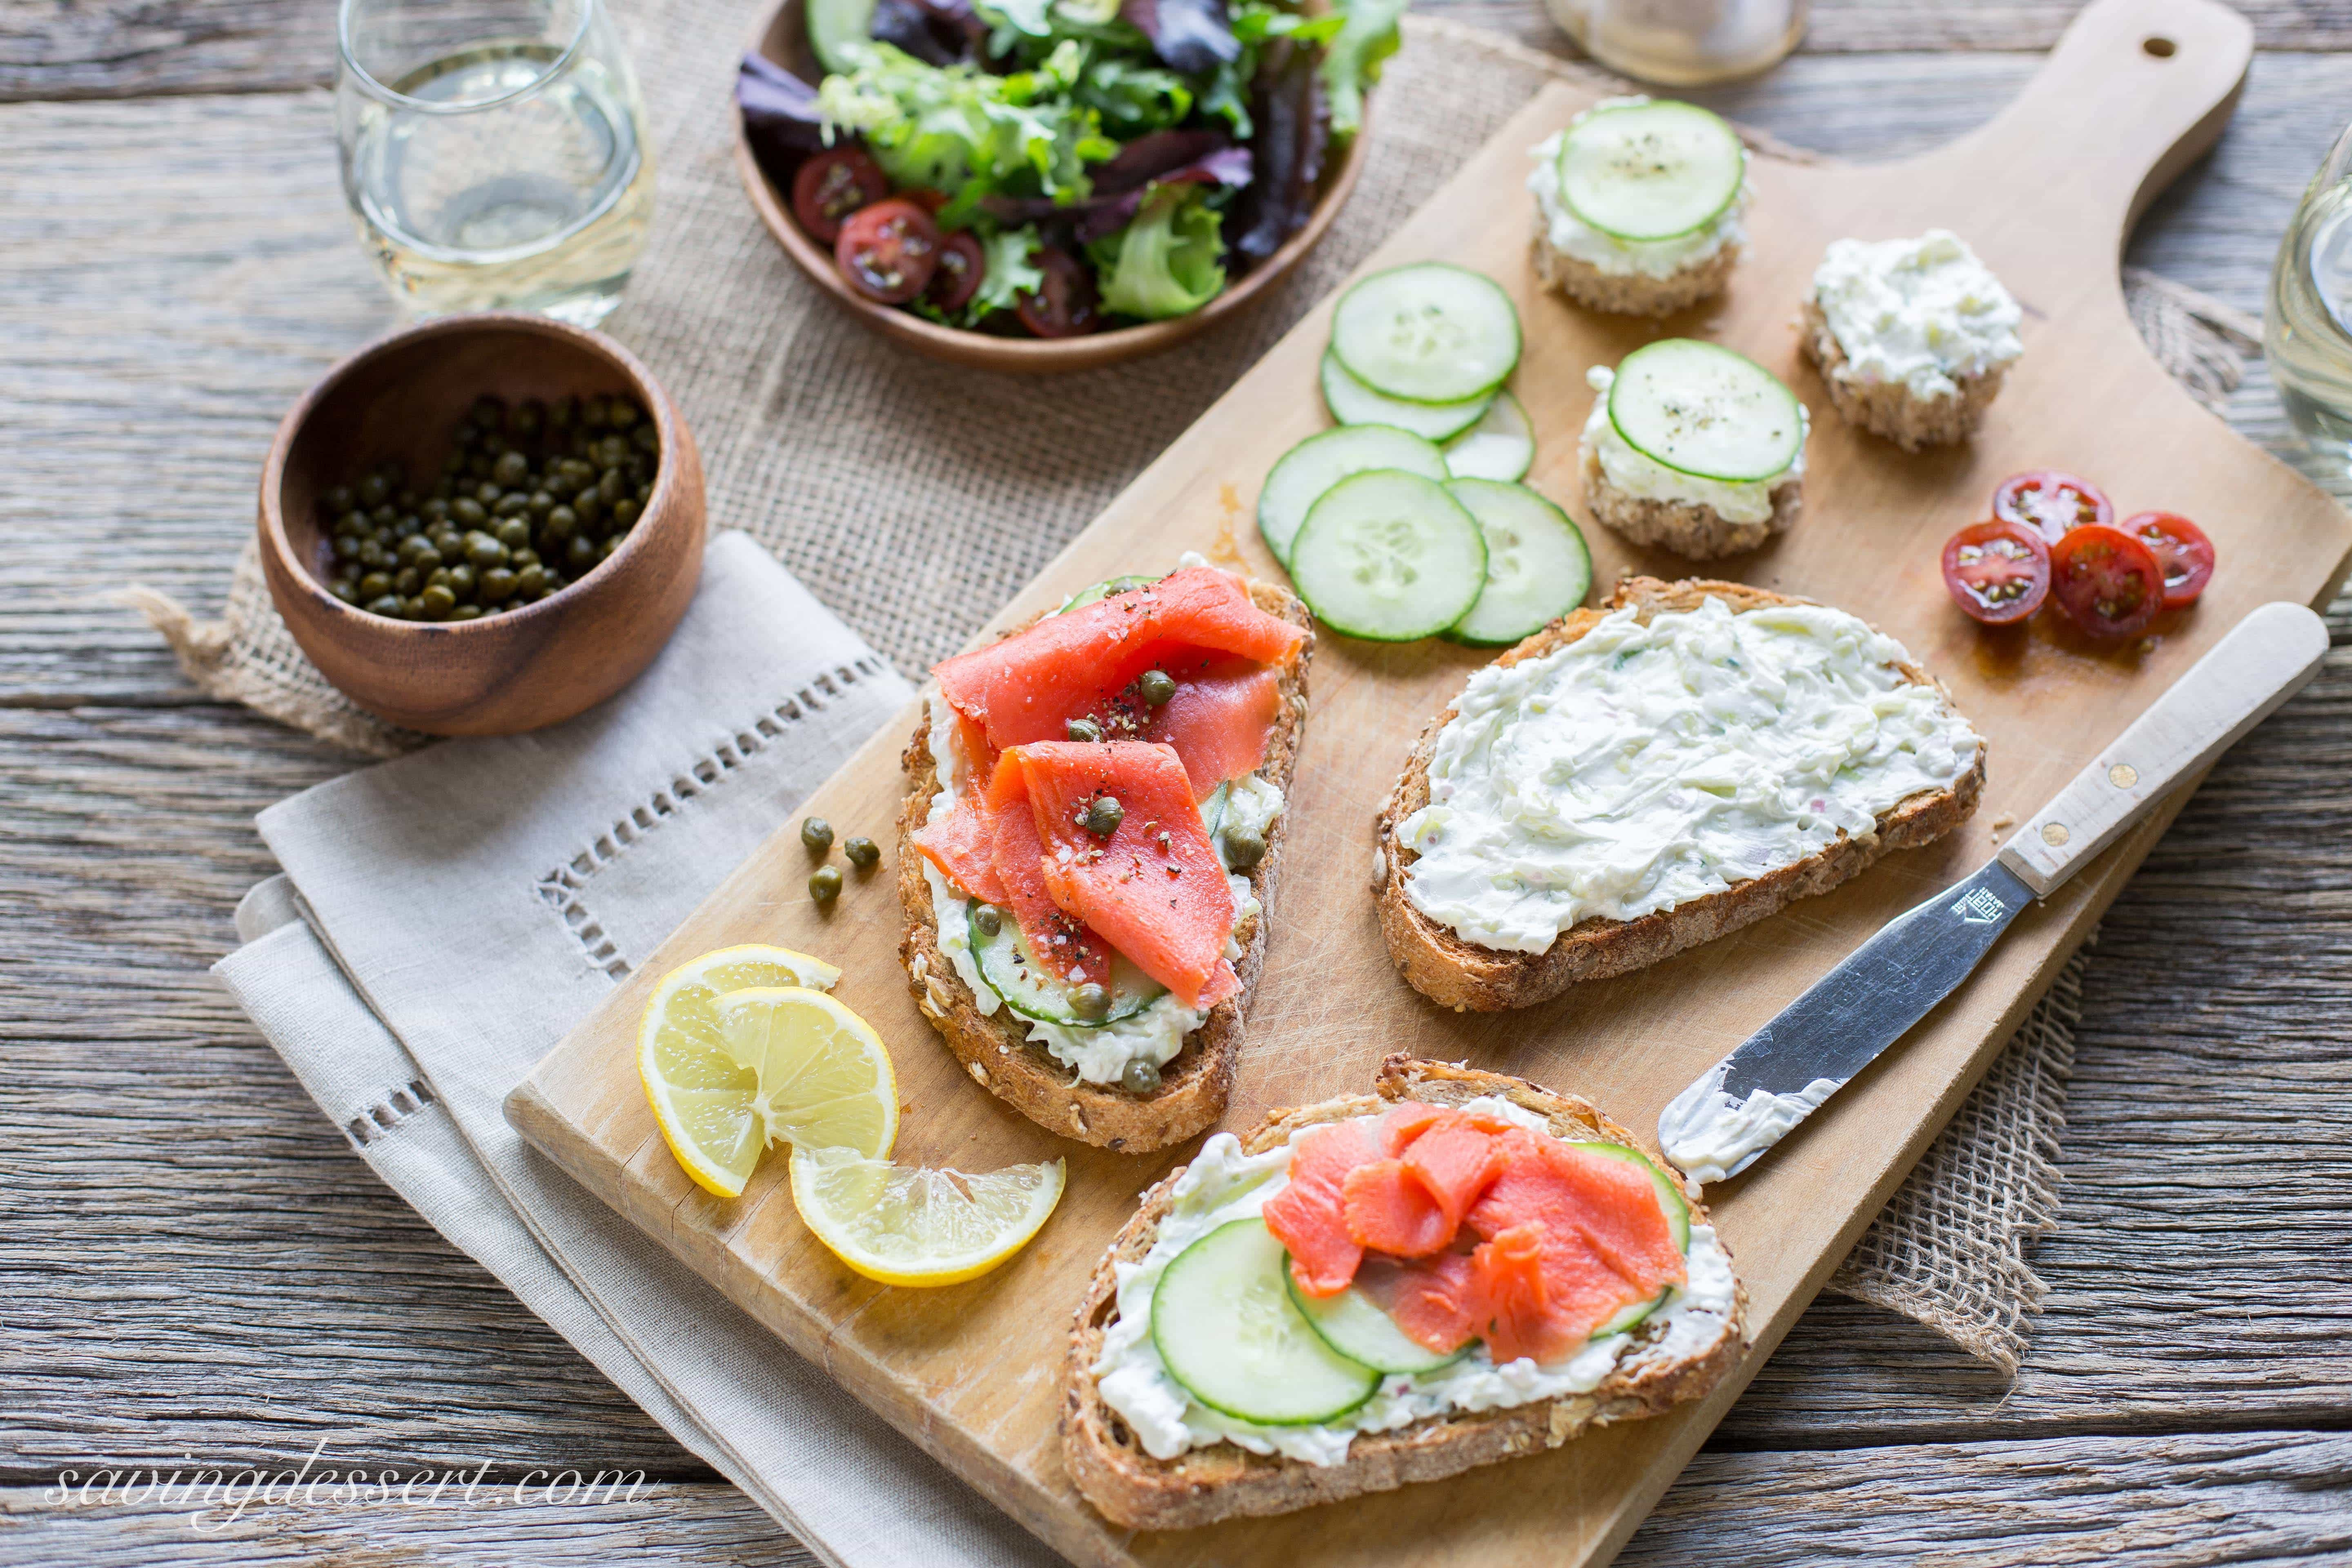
[1798,295,2009,451]
[1580,443,1803,560]
[1060,1054,1749,1530]
[1374,577,1987,1013]
[896,578,1313,1152]
[1531,226,1741,317]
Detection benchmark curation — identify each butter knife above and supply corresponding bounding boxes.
[1659,600,2330,1185]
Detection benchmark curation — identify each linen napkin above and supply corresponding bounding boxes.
[212,529,1057,1568]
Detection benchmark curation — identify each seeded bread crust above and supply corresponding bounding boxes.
[1531,226,1741,317]
[1375,577,1986,1014]
[1798,296,2010,451]
[896,579,1313,1153]
[1060,1054,1749,1530]
[1579,442,1804,560]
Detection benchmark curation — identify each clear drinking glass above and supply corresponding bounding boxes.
[2266,119,2352,483]
[1544,0,1806,86]
[335,0,655,325]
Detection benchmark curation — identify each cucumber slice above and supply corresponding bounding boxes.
[1606,339,1803,484]
[1289,470,1487,643]
[806,0,878,73]
[1257,425,1448,568]
[1331,263,1522,407]
[1445,480,1592,647]
[1151,1219,1383,1425]
[1556,99,1745,243]
[1566,1141,1691,1252]
[1200,780,1232,840]
[1054,574,1156,615]
[1285,1270,1470,1376]
[1594,1287,1672,1339]
[1320,349,1494,442]
[969,905,1167,1026]
[1441,390,1535,483]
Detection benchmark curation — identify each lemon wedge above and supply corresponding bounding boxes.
[637,948,892,1198]
[788,1146,1066,1287]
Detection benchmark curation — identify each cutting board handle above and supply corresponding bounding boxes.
[1924,0,2253,248]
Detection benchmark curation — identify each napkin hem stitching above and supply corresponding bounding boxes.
[345,1077,439,1148]
[533,656,893,979]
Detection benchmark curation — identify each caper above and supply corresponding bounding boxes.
[419,584,456,617]
[492,450,530,490]
[431,526,464,558]
[323,485,355,515]
[1082,795,1123,837]
[971,904,1002,937]
[446,562,477,598]
[1138,669,1176,706]
[495,518,530,551]
[808,864,843,904]
[356,473,389,507]
[479,567,517,604]
[466,533,508,569]
[525,490,554,519]
[598,469,624,504]
[493,492,531,518]
[1071,982,1111,1020]
[598,436,630,469]
[425,567,453,591]
[366,593,403,617]
[393,567,419,596]
[843,835,880,869]
[543,505,577,544]
[1121,1059,1162,1095]
[1066,716,1104,744]
[332,535,361,561]
[334,510,368,538]
[597,535,619,561]
[451,603,483,621]
[359,571,392,599]
[328,579,359,604]
[608,399,640,431]
[451,497,486,528]
[565,535,597,572]
[515,564,548,597]
[632,422,659,454]
[573,488,605,524]
[1221,824,1267,870]
[510,548,539,571]
[610,497,639,530]
[801,816,834,852]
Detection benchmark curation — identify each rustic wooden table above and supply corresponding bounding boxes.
[5,1,2351,1562]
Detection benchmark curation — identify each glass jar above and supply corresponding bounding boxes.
[1544,0,1806,87]
[2266,119,2352,483]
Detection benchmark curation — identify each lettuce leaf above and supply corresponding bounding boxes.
[1316,0,1405,141]
[1088,186,1227,319]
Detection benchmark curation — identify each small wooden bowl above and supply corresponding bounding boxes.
[258,313,707,737]
[733,0,1371,374]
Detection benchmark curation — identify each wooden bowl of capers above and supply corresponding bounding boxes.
[258,312,706,737]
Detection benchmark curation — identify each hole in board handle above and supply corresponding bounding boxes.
[2143,35,2177,58]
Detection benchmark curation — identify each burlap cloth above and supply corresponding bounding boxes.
[134,13,2268,1374]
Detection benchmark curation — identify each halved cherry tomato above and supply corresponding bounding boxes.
[791,148,889,245]
[835,198,940,304]
[1941,519,2051,625]
[1015,247,1100,339]
[2119,510,2216,610]
[1993,470,2114,544]
[2049,523,2165,639]
[926,230,986,314]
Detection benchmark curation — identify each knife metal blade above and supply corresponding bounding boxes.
[1658,600,2330,1186]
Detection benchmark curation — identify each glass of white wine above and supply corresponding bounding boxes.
[336,0,655,325]
[2267,120,2352,483]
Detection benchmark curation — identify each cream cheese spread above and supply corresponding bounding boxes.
[921,702,1273,1084]
[1527,99,1748,280]
[1657,1060,1845,1184]
[1091,1096,1740,1467]
[1811,230,2023,401]
[1581,364,1804,525]
[1394,596,1981,955]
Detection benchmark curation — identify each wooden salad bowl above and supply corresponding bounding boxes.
[258,313,707,737]
[732,0,1372,374]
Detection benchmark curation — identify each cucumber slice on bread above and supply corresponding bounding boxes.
[1151,1219,1382,1425]
[1285,1270,1470,1376]
[1606,338,1804,483]
[1564,1141,1692,1251]
[969,904,1168,1027]
[1556,99,1745,243]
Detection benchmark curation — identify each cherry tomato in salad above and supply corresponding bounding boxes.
[835,199,941,305]
[926,230,987,314]
[1993,470,2114,544]
[2049,523,2165,639]
[2119,510,2216,610]
[1940,519,2051,625]
[791,148,889,245]
[1015,247,1100,339]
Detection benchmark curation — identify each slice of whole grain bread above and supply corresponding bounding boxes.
[1579,442,1804,560]
[1060,1054,1748,1530]
[896,577,1312,1154]
[1798,296,2008,451]
[1376,577,1986,1013]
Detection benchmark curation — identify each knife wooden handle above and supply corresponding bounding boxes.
[1996,602,2330,898]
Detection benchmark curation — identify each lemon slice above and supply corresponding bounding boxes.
[789,1146,1066,1287]
[637,949,890,1198]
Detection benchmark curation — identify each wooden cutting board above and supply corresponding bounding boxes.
[507,0,2352,1561]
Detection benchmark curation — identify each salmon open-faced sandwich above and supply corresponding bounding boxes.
[1061,1054,1746,1529]
[898,563,1312,1153]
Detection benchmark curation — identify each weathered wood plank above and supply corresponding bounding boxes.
[9,0,2352,104]
[7,1430,2348,1565]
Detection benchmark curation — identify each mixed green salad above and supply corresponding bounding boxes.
[737,0,1404,336]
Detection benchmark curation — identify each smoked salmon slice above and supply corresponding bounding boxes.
[1340,1160,1451,1258]
[1263,1118,1385,1298]
[1140,657,1283,800]
[1018,741,1237,1010]
[1383,1252,1486,1356]
[933,567,1305,760]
